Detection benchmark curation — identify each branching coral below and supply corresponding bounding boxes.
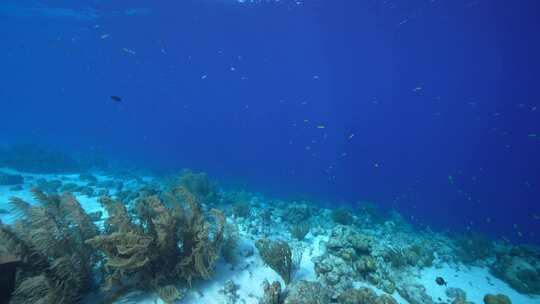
[86,185,225,302]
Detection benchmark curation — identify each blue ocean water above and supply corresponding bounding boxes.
[1,0,539,247]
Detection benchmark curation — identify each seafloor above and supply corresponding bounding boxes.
[1,166,539,304]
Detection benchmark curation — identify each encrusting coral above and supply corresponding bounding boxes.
[86,185,225,302]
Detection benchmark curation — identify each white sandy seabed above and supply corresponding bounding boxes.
[1,168,540,304]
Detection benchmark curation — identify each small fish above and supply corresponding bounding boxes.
[110,96,122,102]
[100,34,110,39]
[435,277,447,286]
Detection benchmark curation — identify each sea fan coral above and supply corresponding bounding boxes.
[86,185,225,302]
[0,191,99,304]
[256,239,300,284]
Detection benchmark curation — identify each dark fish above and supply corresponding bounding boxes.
[435,277,447,286]
[110,95,122,102]
[0,255,21,304]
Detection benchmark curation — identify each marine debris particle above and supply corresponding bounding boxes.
[201,75,208,79]
[348,133,355,139]
[413,86,423,92]
[317,125,326,129]
[100,34,110,39]
[122,48,136,55]
[110,96,122,102]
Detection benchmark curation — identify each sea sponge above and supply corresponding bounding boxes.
[483,293,512,304]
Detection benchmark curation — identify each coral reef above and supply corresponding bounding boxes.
[456,232,494,263]
[337,287,397,304]
[86,185,225,301]
[397,284,436,304]
[313,253,355,296]
[1,168,539,304]
[490,245,540,294]
[383,242,434,269]
[283,280,331,304]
